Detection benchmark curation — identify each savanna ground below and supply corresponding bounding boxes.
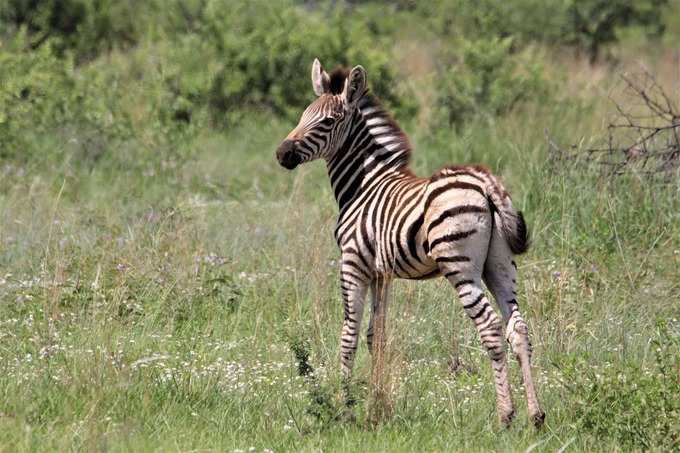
[1,1,680,451]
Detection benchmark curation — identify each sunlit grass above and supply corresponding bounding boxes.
[1,84,679,451]
[1,23,680,451]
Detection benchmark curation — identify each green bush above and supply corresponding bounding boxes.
[433,36,549,130]
[0,1,412,129]
[159,0,413,125]
[564,0,669,62]
[415,0,669,62]
[1,1,416,167]
[0,31,133,165]
[564,321,680,450]
[0,0,147,61]
[415,0,561,44]
[0,32,75,160]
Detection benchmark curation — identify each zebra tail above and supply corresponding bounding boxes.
[485,177,530,255]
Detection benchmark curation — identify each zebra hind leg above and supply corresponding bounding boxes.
[484,255,545,428]
[439,262,516,426]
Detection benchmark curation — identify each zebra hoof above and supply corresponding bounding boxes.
[337,408,357,424]
[500,409,516,428]
[448,356,462,375]
[448,356,477,376]
[531,410,546,429]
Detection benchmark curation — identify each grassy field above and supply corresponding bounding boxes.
[2,5,680,451]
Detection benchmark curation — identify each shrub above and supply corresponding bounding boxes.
[0,0,146,61]
[433,36,549,130]
[414,0,669,62]
[159,0,414,125]
[0,31,134,165]
[564,0,669,62]
[415,0,562,44]
[0,32,75,160]
[2,1,414,128]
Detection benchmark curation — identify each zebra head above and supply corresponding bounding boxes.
[276,59,367,170]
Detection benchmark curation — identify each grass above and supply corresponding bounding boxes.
[1,47,680,452]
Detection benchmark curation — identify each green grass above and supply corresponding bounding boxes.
[2,39,680,453]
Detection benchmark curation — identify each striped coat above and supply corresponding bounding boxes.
[275,59,544,427]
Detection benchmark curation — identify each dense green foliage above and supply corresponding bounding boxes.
[0,31,133,163]
[1,0,411,127]
[160,1,411,124]
[2,0,669,135]
[416,0,669,61]
[0,0,143,59]
[434,36,549,129]
[1,0,679,451]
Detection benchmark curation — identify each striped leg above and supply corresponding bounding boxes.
[441,264,515,426]
[506,307,544,428]
[339,274,369,379]
[484,252,545,427]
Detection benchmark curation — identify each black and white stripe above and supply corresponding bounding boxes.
[275,60,545,427]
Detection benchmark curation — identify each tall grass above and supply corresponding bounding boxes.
[2,67,679,450]
[1,4,680,450]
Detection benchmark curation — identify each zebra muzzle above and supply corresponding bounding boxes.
[276,139,302,170]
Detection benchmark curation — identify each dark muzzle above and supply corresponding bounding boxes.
[276,139,302,170]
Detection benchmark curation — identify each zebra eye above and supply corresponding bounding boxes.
[320,117,336,126]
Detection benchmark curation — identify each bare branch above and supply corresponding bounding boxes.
[547,70,680,183]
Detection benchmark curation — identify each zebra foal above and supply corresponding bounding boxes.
[275,59,545,427]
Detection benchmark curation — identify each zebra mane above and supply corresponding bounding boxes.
[328,67,349,94]
[358,94,412,169]
[326,66,412,169]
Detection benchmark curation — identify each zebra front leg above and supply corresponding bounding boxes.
[338,271,368,418]
[339,273,369,383]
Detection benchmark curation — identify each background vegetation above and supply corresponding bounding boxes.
[1,0,679,451]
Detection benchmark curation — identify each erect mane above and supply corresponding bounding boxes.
[358,94,412,169]
[328,66,349,94]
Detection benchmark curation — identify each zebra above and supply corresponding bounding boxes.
[275,59,545,428]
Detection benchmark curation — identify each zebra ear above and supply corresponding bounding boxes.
[311,58,330,96]
[342,65,367,106]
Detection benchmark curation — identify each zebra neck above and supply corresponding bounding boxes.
[326,96,413,211]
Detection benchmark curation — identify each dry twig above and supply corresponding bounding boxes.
[548,68,680,181]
